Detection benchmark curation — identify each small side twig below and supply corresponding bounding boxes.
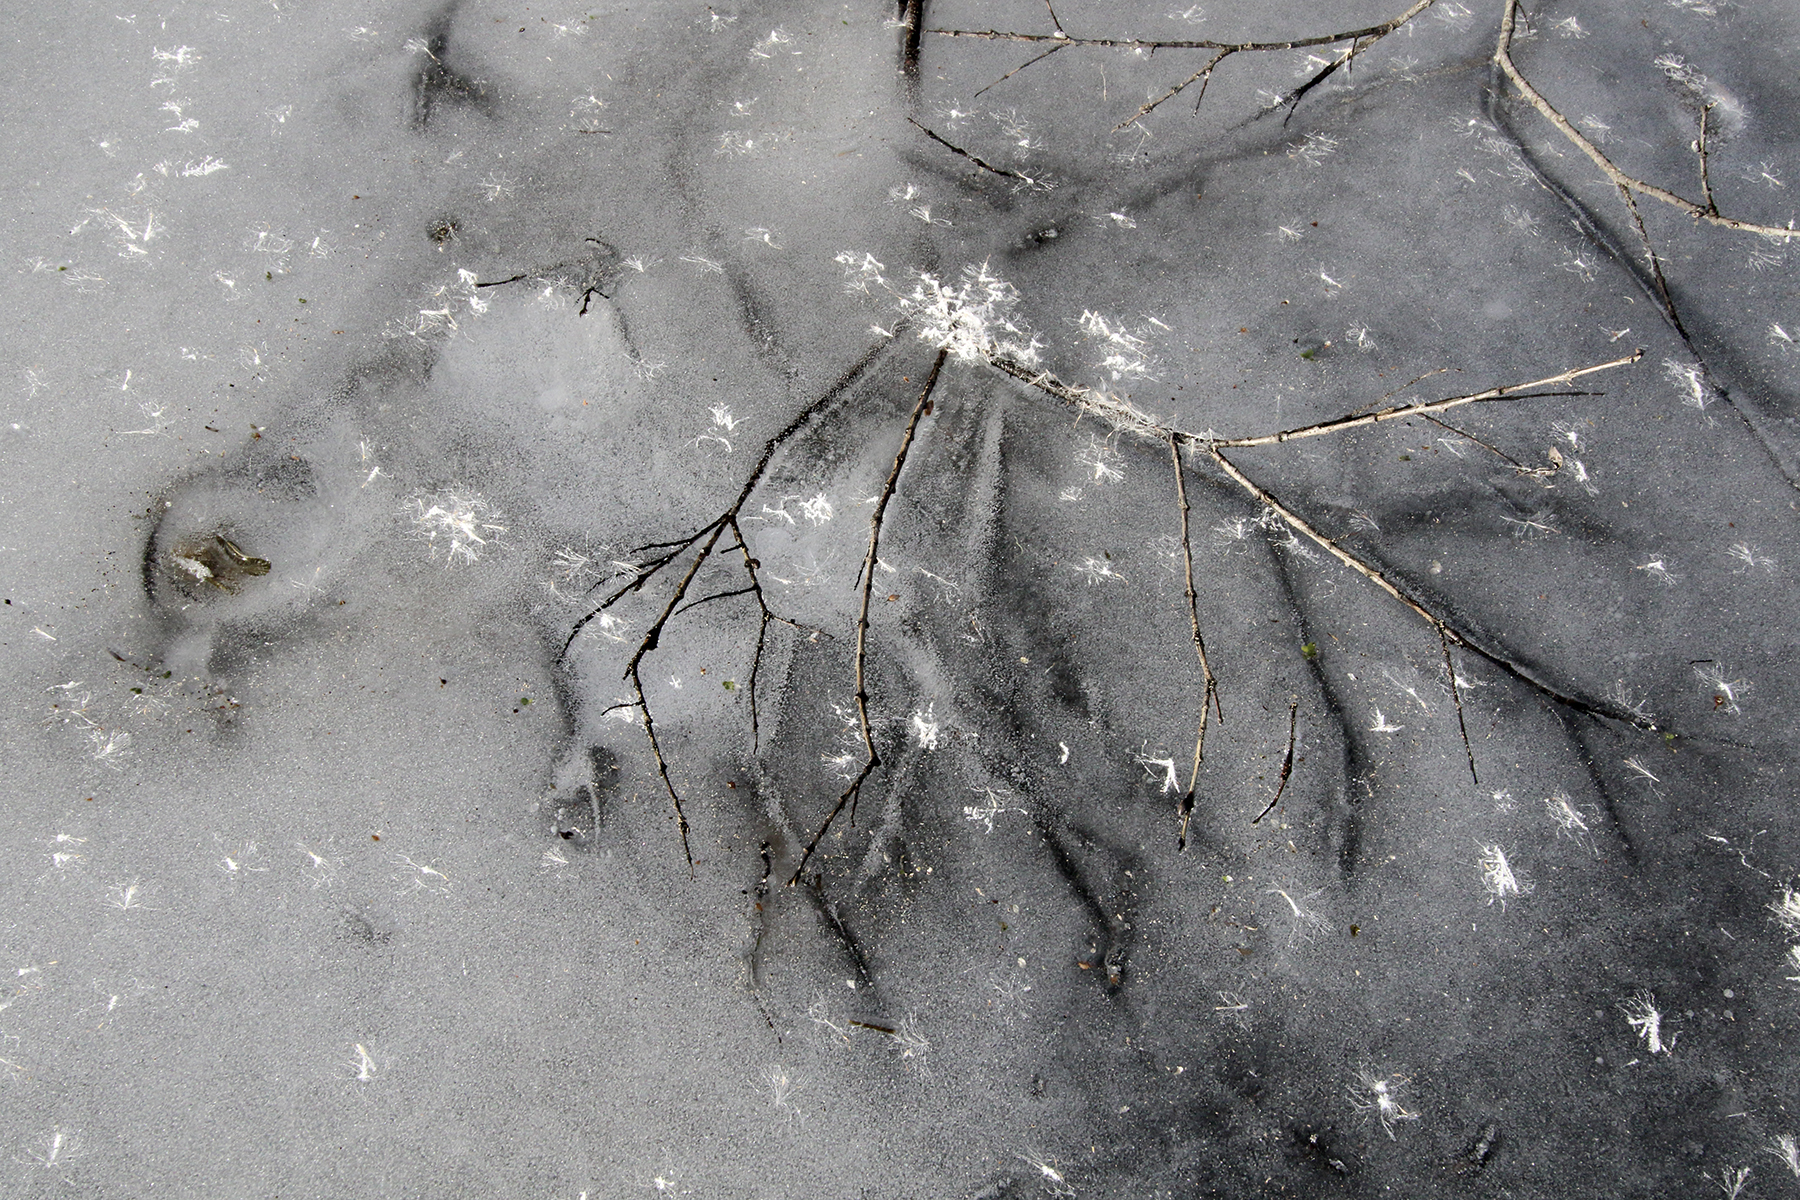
[1696,102,1719,217]
[1252,701,1299,824]
[1115,49,1230,132]
[906,117,1050,189]
[1618,183,1690,338]
[974,41,1068,100]
[1424,414,1557,477]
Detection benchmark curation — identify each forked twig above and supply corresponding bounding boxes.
[563,334,900,869]
[1424,414,1555,477]
[996,349,1654,741]
[1116,49,1229,132]
[927,0,1437,130]
[974,41,1068,100]
[1494,0,1798,240]
[789,349,949,886]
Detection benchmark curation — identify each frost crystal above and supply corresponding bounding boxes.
[895,261,1044,369]
[408,491,506,565]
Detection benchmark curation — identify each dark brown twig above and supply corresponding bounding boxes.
[897,0,924,77]
[1252,701,1299,824]
[789,350,948,886]
[1617,183,1690,339]
[906,117,1051,190]
[1115,49,1230,132]
[937,0,1437,129]
[1440,626,1479,786]
[1424,414,1557,477]
[974,41,1068,100]
[1168,433,1222,851]
[562,334,898,867]
[930,0,1433,54]
[1696,102,1719,217]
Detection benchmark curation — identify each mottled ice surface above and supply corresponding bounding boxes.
[3,1,1800,1195]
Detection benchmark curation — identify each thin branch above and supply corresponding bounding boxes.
[1115,49,1230,132]
[1618,183,1690,338]
[1440,626,1478,786]
[974,41,1068,100]
[672,584,758,618]
[944,0,1436,130]
[1347,367,1454,418]
[1199,438,1654,732]
[621,516,732,873]
[1278,39,1356,124]
[1696,102,1719,217]
[1494,0,1798,240]
[565,332,898,655]
[790,350,948,887]
[985,345,1653,739]
[1212,351,1641,448]
[906,117,1050,189]
[722,517,831,754]
[561,334,898,868]
[1168,433,1222,851]
[930,0,1434,54]
[1424,413,1556,477]
[1208,443,1443,630]
[1252,701,1299,824]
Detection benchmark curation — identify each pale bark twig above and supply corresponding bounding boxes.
[1494,0,1798,240]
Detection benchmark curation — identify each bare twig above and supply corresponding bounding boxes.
[974,41,1068,100]
[931,1,1433,54]
[1494,0,1799,240]
[1696,102,1719,217]
[1440,626,1479,786]
[935,0,1437,129]
[1618,183,1689,338]
[789,350,948,886]
[1214,353,1641,449]
[1252,701,1299,824]
[988,344,1653,742]
[1427,413,1561,476]
[619,517,731,872]
[1199,437,1654,732]
[906,117,1050,189]
[1115,49,1230,132]
[1168,433,1222,851]
[1347,367,1454,418]
[562,334,898,867]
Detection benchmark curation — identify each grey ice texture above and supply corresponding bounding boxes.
[3,0,1799,1196]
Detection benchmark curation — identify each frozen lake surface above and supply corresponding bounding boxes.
[3,1,1799,1195]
